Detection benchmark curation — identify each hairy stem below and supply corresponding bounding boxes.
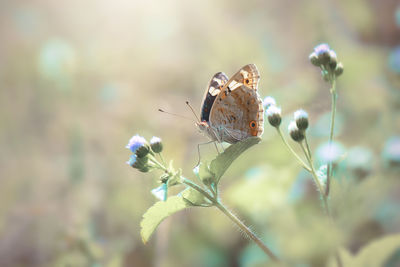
[214,201,279,261]
[181,178,279,262]
[300,142,329,215]
[276,127,311,172]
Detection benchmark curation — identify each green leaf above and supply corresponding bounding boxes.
[196,161,215,186]
[210,137,261,184]
[327,233,400,267]
[353,233,400,267]
[140,196,188,244]
[181,188,212,207]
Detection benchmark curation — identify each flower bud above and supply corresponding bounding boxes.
[136,145,150,158]
[309,52,320,66]
[334,62,344,77]
[132,156,148,170]
[288,121,305,142]
[314,43,331,65]
[262,96,276,109]
[126,154,137,167]
[126,134,147,153]
[294,109,309,131]
[266,105,282,127]
[328,50,337,70]
[160,173,170,183]
[150,136,163,153]
[138,166,150,173]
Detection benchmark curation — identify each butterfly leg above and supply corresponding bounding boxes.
[219,142,225,152]
[213,141,220,154]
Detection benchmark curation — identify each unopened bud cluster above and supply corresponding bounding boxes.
[309,44,344,81]
[288,109,309,142]
[126,134,163,172]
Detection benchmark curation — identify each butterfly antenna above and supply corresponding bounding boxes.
[185,101,201,122]
[158,108,196,122]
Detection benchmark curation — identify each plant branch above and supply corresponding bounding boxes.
[326,79,337,196]
[300,142,330,215]
[276,127,312,172]
[214,201,279,262]
[181,177,279,262]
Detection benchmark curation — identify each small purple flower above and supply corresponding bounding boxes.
[263,96,276,109]
[126,154,137,166]
[314,43,330,56]
[126,134,146,153]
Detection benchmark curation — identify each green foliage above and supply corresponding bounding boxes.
[327,233,400,267]
[181,188,212,207]
[140,196,189,243]
[209,137,261,185]
[196,161,214,186]
[140,137,262,244]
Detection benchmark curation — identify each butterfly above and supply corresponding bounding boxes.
[196,64,264,144]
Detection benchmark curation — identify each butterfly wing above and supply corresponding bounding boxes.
[200,72,229,122]
[225,63,260,90]
[209,64,264,143]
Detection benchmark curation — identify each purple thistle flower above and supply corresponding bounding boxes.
[126,134,146,153]
[314,43,330,56]
[126,154,137,166]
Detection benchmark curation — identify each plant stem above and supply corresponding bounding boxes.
[276,127,311,172]
[304,135,312,159]
[300,142,330,215]
[326,79,337,196]
[181,178,279,262]
[214,201,279,262]
[158,153,167,166]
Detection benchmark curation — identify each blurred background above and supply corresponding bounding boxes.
[0,0,399,266]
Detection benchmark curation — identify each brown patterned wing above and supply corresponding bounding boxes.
[221,64,260,92]
[209,84,264,144]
